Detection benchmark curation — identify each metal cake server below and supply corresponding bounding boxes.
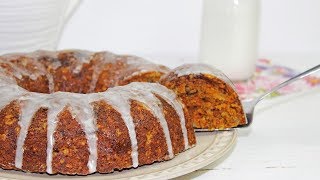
[196,64,320,131]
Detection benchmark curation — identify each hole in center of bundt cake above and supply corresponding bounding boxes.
[14,70,165,94]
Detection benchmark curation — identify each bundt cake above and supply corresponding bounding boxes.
[0,50,245,175]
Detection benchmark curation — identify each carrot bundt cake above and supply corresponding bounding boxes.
[0,50,245,175]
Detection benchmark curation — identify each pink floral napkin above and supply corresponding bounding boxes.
[234,59,320,100]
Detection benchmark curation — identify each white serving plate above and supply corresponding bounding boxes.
[0,130,237,180]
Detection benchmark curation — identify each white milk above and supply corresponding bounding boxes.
[199,0,260,81]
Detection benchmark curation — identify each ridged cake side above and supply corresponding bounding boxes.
[0,79,196,175]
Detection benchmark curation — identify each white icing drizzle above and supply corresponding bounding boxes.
[15,98,44,169]
[30,59,55,93]
[72,50,92,64]
[127,83,190,149]
[120,55,169,82]
[46,99,65,174]
[88,51,117,92]
[102,90,139,167]
[70,50,93,74]
[0,82,24,110]
[73,65,82,74]
[135,83,190,149]
[174,64,219,78]
[124,55,150,65]
[34,50,62,70]
[0,50,194,174]
[0,60,35,80]
[67,99,98,173]
[0,53,55,93]
[28,50,60,93]
[173,64,236,90]
[47,75,55,93]
[0,73,188,172]
[45,92,100,174]
[0,79,100,173]
[88,63,102,92]
[49,60,62,70]
[100,83,188,165]
[115,84,174,158]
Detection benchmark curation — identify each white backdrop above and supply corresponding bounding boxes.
[58,0,320,60]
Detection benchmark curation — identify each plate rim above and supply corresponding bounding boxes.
[133,130,238,180]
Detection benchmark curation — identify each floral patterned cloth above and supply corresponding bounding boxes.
[234,59,320,100]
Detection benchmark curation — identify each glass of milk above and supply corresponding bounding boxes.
[199,0,260,81]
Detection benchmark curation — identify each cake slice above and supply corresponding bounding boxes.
[160,64,246,130]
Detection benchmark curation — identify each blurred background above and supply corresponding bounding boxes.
[0,0,319,79]
[59,0,320,59]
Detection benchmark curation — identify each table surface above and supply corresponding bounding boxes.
[150,55,320,180]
